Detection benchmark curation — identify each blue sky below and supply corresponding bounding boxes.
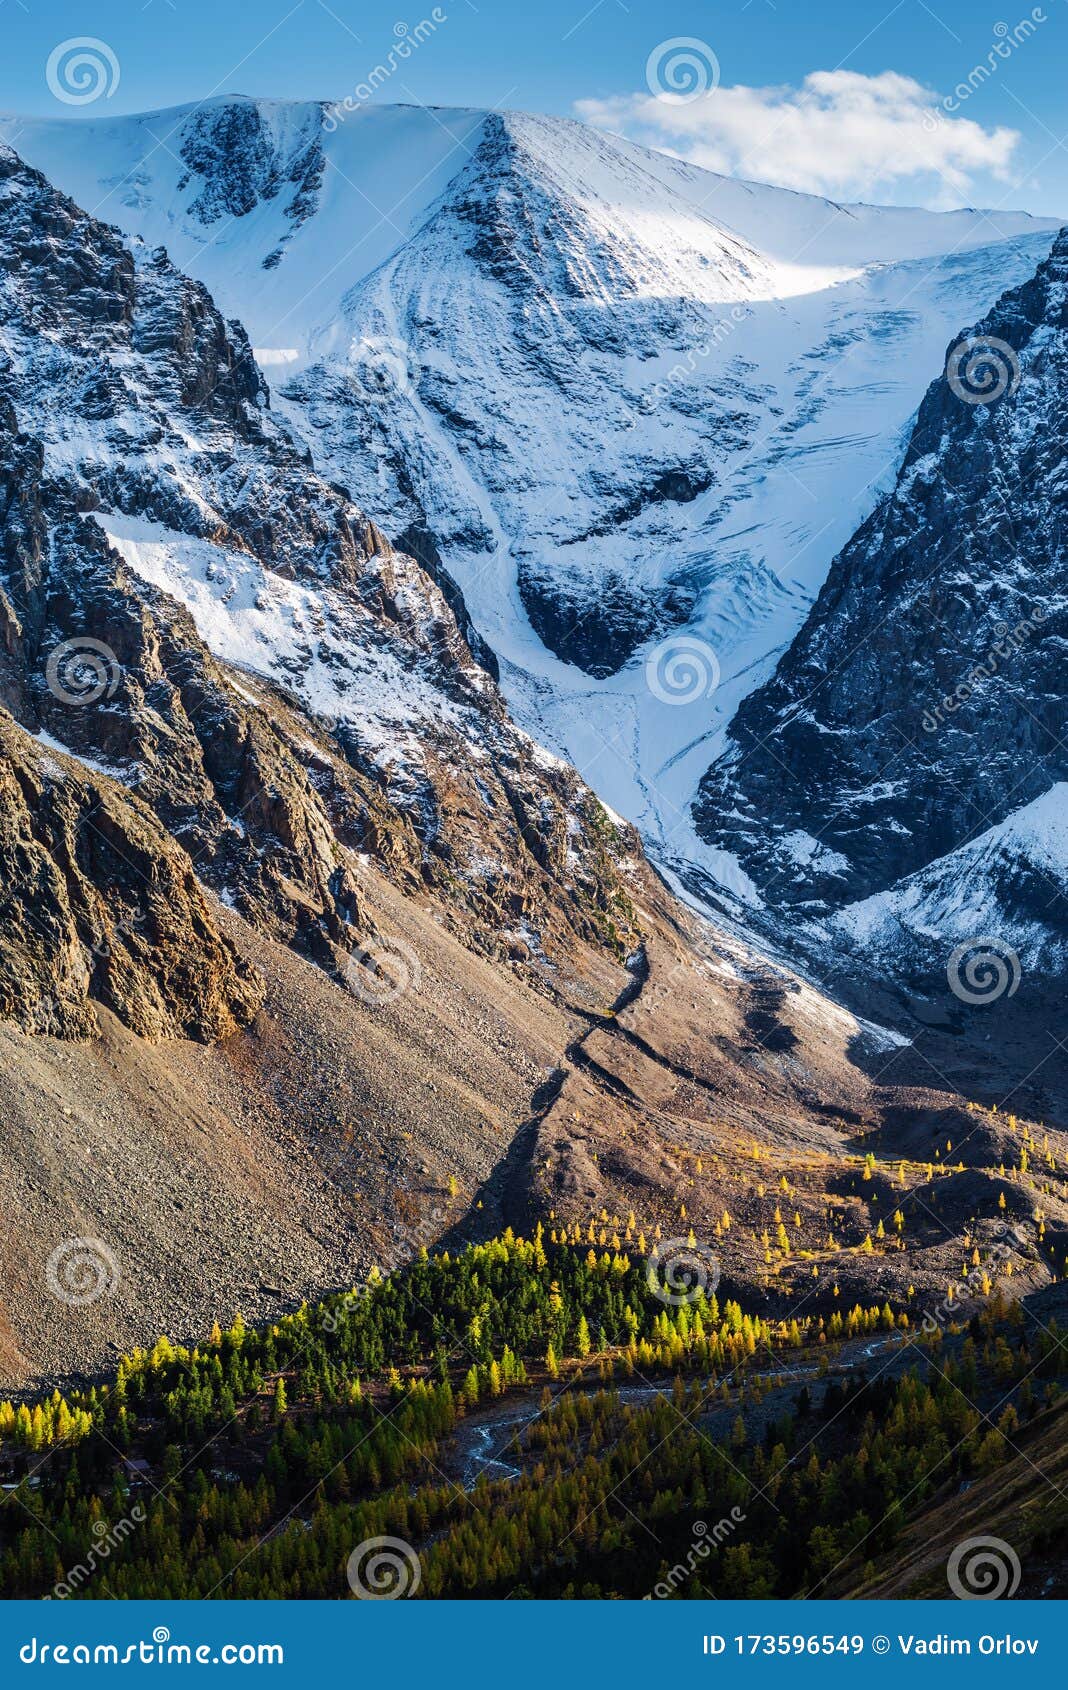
[2,0,1067,212]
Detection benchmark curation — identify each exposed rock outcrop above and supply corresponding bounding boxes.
[0,140,642,1043]
[0,711,262,1039]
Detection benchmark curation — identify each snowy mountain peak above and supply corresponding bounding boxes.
[414,110,849,310]
[2,98,1055,350]
[3,97,1061,909]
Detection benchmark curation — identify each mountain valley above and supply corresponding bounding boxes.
[0,99,1064,1451]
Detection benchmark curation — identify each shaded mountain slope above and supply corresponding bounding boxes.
[696,229,1068,983]
[837,1303,1068,1601]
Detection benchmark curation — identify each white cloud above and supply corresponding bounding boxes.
[575,70,1022,207]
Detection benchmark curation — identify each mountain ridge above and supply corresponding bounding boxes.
[3,99,1059,882]
[1,113,1066,1396]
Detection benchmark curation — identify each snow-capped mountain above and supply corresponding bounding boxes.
[4,97,1060,890]
[0,133,666,1376]
[0,138,641,1033]
[697,229,1068,983]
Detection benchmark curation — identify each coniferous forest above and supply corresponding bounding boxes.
[1,1229,1065,1600]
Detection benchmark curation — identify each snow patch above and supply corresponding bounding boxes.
[92,512,470,767]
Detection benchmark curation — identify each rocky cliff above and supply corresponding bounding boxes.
[696,230,1068,984]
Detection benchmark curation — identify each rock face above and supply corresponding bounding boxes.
[0,713,262,1039]
[696,230,1068,957]
[829,786,1068,992]
[0,141,640,1040]
[176,98,324,246]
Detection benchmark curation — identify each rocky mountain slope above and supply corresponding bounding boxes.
[0,137,650,1383]
[0,708,262,1041]
[0,865,594,1389]
[1,120,1066,1394]
[0,138,642,1036]
[696,231,1068,993]
[3,98,1059,877]
[830,787,1068,997]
